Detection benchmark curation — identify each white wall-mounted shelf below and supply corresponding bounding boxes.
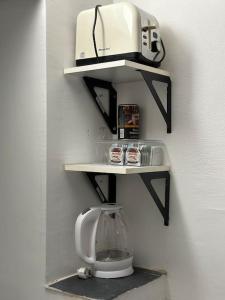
[64,162,170,225]
[64,163,170,175]
[64,60,171,225]
[64,60,170,84]
[64,59,172,133]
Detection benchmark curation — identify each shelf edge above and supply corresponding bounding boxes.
[64,60,171,78]
[64,164,170,175]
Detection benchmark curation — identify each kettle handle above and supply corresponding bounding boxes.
[75,207,101,264]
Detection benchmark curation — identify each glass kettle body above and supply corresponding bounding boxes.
[75,205,133,278]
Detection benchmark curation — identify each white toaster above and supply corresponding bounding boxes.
[75,2,165,68]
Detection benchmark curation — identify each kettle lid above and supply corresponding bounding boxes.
[91,204,122,211]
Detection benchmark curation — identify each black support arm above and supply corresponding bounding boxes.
[86,172,116,204]
[140,71,172,133]
[83,77,117,134]
[139,171,170,226]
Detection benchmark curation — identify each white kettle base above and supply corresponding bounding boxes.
[95,266,134,278]
[94,256,134,278]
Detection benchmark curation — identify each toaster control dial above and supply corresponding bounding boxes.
[142,27,148,32]
[150,29,161,52]
[153,32,158,39]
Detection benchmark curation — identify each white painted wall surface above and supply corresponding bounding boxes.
[47,0,225,299]
[1,0,225,299]
[46,0,111,282]
[0,1,47,300]
[114,1,225,300]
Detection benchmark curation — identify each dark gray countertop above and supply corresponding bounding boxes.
[49,267,162,300]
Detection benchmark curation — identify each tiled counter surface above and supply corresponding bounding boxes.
[46,267,166,300]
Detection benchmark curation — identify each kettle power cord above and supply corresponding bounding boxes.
[153,38,166,63]
[77,267,93,279]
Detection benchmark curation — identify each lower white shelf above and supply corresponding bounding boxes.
[64,163,170,175]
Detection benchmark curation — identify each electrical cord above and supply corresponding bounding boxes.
[153,39,166,63]
[93,5,102,63]
[92,4,165,66]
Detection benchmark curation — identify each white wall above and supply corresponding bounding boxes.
[1,0,225,299]
[0,1,47,300]
[47,0,225,299]
[114,1,225,300]
[46,0,112,282]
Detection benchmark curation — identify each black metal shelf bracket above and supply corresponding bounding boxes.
[86,172,116,204]
[86,170,170,226]
[83,70,171,134]
[140,71,172,133]
[139,171,170,226]
[83,77,117,134]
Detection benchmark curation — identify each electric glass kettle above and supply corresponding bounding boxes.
[75,204,133,278]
